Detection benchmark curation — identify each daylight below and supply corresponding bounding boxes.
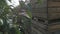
[6,0,27,8]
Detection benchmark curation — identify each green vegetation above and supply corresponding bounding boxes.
[0,0,32,34]
[0,0,20,34]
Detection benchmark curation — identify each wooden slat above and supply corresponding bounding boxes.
[48,8,60,13]
[48,1,60,7]
[52,0,60,2]
[32,27,43,34]
[32,13,47,18]
[48,13,60,19]
[48,25,60,32]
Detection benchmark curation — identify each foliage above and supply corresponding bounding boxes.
[19,0,32,34]
[37,0,42,5]
[0,0,20,34]
[0,0,32,34]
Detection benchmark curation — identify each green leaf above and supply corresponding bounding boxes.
[26,10,32,18]
[37,0,42,4]
[9,27,21,34]
[15,28,21,34]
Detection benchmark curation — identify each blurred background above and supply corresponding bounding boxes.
[0,0,60,34]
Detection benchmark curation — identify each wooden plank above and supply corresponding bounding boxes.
[32,27,43,34]
[48,25,60,32]
[48,1,60,7]
[48,13,60,19]
[52,0,60,2]
[32,13,47,18]
[48,8,60,13]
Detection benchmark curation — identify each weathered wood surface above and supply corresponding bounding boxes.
[48,1,60,7]
[32,17,48,34]
[48,0,60,19]
[31,0,47,34]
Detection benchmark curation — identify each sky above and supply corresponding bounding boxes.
[6,0,30,8]
[6,0,20,8]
